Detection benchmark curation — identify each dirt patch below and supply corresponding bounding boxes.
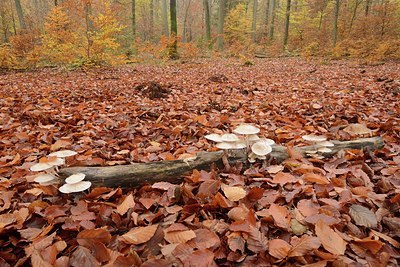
[135,81,170,99]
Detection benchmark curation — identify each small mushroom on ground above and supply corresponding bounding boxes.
[302,135,327,143]
[59,181,92,194]
[317,147,332,153]
[34,173,57,184]
[221,134,241,142]
[48,150,78,158]
[251,141,272,156]
[216,141,246,150]
[316,141,334,147]
[65,173,86,184]
[204,134,223,143]
[233,124,260,135]
[30,162,54,172]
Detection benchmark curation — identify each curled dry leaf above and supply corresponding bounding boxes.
[348,204,378,228]
[221,184,246,202]
[121,224,158,245]
[116,194,135,216]
[315,220,347,255]
[268,239,291,259]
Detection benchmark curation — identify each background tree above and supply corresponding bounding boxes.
[168,0,178,59]
[217,0,226,51]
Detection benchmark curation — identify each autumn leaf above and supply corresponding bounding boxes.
[221,184,246,202]
[302,173,330,185]
[315,220,347,255]
[268,239,291,259]
[77,228,112,244]
[288,235,321,257]
[116,194,135,216]
[272,172,297,185]
[348,204,377,228]
[121,225,158,245]
[269,203,291,230]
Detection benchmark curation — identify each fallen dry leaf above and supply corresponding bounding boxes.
[315,220,347,255]
[121,224,158,245]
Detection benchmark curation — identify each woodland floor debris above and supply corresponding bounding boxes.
[0,58,399,266]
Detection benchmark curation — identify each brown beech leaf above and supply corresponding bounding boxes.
[221,184,246,201]
[247,226,268,253]
[269,203,291,230]
[186,249,215,267]
[164,229,196,244]
[315,220,347,255]
[348,204,377,228]
[116,194,135,216]
[272,172,297,185]
[0,213,16,229]
[70,246,100,267]
[50,140,72,151]
[31,249,53,267]
[268,239,291,259]
[77,228,112,244]
[302,173,330,185]
[121,224,158,245]
[288,235,321,257]
[197,180,220,201]
[187,229,220,250]
[227,232,245,253]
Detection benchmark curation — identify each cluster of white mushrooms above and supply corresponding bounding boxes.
[302,135,334,159]
[205,124,275,163]
[30,150,91,193]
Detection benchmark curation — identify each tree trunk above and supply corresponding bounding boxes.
[203,0,211,44]
[333,0,339,46]
[251,0,258,42]
[149,0,154,41]
[131,0,136,38]
[14,0,26,30]
[182,0,192,42]
[59,137,384,188]
[84,0,94,59]
[264,0,270,37]
[365,0,371,16]
[168,0,178,59]
[161,0,169,36]
[217,0,226,51]
[0,1,9,42]
[269,0,275,41]
[283,0,291,48]
[55,0,58,6]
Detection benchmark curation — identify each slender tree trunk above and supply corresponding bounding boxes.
[14,0,26,30]
[251,0,258,42]
[283,0,291,48]
[0,1,9,42]
[161,0,169,36]
[349,0,361,33]
[84,0,94,59]
[149,0,154,41]
[269,0,275,41]
[132,0,136,38]
[333,0,339,46]
[169,0,178,59]
[182,0,192,42]
[365,0,371,16]
[217,0,226,51]
[264,0,270,37]
[54,0,58,6]
[203,0,211,44]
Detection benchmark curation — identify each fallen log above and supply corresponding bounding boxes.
[58,137,384,188]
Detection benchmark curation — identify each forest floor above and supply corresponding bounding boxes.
[0,58,399,266]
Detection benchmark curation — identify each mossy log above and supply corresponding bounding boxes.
[58,137,384,188]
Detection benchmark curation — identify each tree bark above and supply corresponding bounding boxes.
[251,0,258,42]
[161,0,169,36]
[283,0,291,48]
[269,0,275,41]
[132,0,136,38]
[14,0,26,30]
[203,0,211,44]
[264,0,270,37]
[59,137,384,188]
[84,0,94,59]
[217,0,226,51]
[149,0,154,41]
[333,0,339,46]
[168,0,178,59]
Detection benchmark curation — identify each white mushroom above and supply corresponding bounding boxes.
[221,134,240,142]
[204,134,223,143]
[48,150,78,158]
[30,162,54,172]
[47,157,65,167]
[59,181,92,193]
[233,124,260,135]
[316,141,334,147]
[257,138,275,146]
[302,135,327,142]
[248,134,260,142]
[251,141,272,156]
[318,147,332,153]
[65,173,86,184]
[34,173,57,184]
[216,141,246,150]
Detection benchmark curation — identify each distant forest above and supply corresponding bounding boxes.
[0,0,399,67]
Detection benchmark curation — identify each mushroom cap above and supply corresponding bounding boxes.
[316,141,334,147]
[59,181,92,193]
[248,134,260,141]
[305,150,318,154]
[221,134,240,142]
[48,150,78,158]
[302,135,327,142]
[233,124,260,135]
[48,157,65,166]
[34,173,57,183]
[258,138,275,146]
[216,141,246,150]
[343,123,371,135]
[205,133,223,142]
[30,162,54,172]
[251,141,272,156]
[318,147,332,153]
[65,173,86,184]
